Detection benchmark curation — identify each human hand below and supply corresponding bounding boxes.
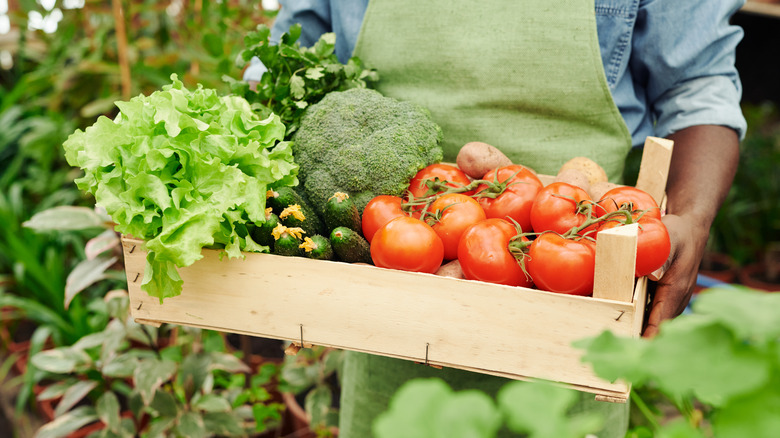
[642,213,709,338]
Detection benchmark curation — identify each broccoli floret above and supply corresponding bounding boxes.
[292,88,444,214]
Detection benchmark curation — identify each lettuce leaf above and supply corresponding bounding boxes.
[64,75,298,302]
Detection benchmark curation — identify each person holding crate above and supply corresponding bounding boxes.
[245,0,747,436]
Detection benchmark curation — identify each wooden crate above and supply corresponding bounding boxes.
[125,137,673,402]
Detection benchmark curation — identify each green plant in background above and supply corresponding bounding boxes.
[374,286,780,438]
[709,103,780,267]
[373,378,602,438]
[578,286,780,438]
[0,0,276,358]
[279,345,343,436]
[31,293,284,438]
[1,204,127,414]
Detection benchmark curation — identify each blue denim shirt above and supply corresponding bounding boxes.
[245,0,747,146]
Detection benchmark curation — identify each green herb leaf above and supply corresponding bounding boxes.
[234,24,378,139]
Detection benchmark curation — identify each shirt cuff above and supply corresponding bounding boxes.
[242,56,267,82]
[653,75,747,141]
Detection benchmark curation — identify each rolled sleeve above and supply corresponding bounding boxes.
[654,75,747,140]
[633,0,747,140]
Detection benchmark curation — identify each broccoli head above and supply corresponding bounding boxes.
[292,88,444,214]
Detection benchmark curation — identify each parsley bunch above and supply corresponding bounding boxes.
[230,23,379,138]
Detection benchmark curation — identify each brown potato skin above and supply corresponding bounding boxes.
[435,259,465,279]
[456,142,513,179]
[588,181,621,201]
[554,168,591,193]
[558,157,608,187]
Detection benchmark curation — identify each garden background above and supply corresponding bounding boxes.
[1,1,778,437]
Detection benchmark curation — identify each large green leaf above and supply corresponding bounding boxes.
[54,380,99,418]
[712,385,780,438]
[432,390,502,438]
[149,389,179,418]
[64,255,118,308]
[31,348,92,374]
[373,378,458,438]
[305,386,332,429]
[642,316,770,405]
[175,411,208,438]
[96,391,122,433]
[497,381,602,438]
[22,206,106,231]
[193,393,232,413]
[35,406,99,438]
[692,286,780,343]
[203,411,247,436]
[134,358,177,405]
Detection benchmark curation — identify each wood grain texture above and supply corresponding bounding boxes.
[636,137,673,205]
[124,237,639,400]
[593,224,639,302]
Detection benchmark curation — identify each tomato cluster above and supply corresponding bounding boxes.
[362,163,671,296]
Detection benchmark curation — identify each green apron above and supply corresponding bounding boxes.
[341,1,633,436]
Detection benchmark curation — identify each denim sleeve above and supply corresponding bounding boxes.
[270,0,333,47]
[632,0,747,139]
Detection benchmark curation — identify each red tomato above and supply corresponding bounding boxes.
[371,216,444,273]
[457,218,532,287]
[475,165,543,233]
[530,182,597,235]
[526,233,596,296]
[362,195,405,243]
[407,163,474,200]
[597,186,662,221]
[600,215,671,277]
[429,193,486,260]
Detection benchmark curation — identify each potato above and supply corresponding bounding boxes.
[456,141,513,179]
[558,157,608,187]
[435,259,465,279]
[554,168,590,193]
[588,181,620,201]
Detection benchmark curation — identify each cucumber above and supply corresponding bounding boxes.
[268,186,325,236]
[251,208,280,249]
[330,227,372,264]
[323,192,362,234]
[272,225,305,257]
[300,235,334,261]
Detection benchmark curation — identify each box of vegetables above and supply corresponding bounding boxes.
[64,26,675,402]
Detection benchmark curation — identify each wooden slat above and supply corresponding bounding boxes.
[593,224,639,303]
[635,137,674,205]
[123,238,637,399]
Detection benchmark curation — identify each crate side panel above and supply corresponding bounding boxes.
[123,239,635,394]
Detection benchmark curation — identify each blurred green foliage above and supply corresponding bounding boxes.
[709,103,780,266]
[0,0,275,346]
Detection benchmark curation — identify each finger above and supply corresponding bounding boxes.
[648,216,681,282]
[648,264,666,282]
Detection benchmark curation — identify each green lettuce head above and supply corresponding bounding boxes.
[64,75,298,302]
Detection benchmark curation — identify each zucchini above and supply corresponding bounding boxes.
[251,207,280,249]
[330,226,372,264]
[272,225,305,257]
[323,192,362,234]
[268,186,325,236]
[300,235,334,261]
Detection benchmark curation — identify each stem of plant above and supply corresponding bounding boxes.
[630,390,661,431]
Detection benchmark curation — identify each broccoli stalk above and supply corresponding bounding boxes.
[292,88,444,214]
